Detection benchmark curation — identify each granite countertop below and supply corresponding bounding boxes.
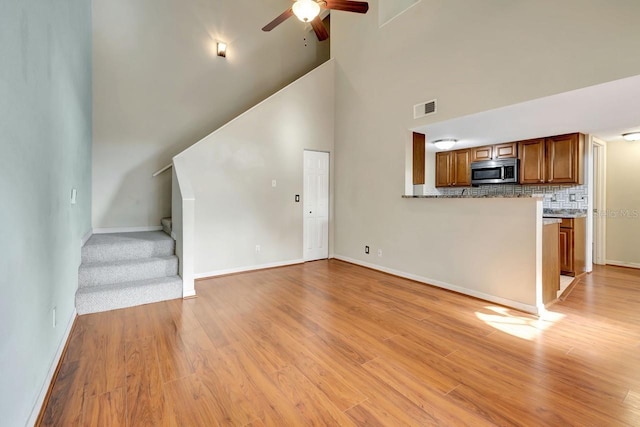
[543,208,588,218]
[402,194,537,199]
[543,218,562,225]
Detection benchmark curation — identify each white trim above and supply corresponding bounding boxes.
[591,137,607,266]
[606,260,640,270]
[27,308,77,427]
[152,163,172,177]
[173,157,196,298]
[379,0,423,28]
[80,229,92,247]
[93,226,163,234]
[333,255,539,315]
[195,259,305,280]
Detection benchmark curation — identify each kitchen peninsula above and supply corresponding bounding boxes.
[400,194,573,315]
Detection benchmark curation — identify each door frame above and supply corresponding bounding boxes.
[303,149,330,261]
[587,136,607,267]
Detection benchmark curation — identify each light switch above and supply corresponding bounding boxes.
[272,180,277,188]
[71,188,77,205]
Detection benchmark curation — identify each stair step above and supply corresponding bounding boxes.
[79,256,178,288]
[161,217,172,236]
[82,231,174,264]
[76,276,182,315]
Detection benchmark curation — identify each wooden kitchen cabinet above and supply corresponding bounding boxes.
[559,217,586,276]
[471,142,517,162]
[518,138,546,184]
[518,133,584,185]
[546,133,584,184]
[471,145,493,162]
[435,149,471,187]
[543,222,561,305]
[494,142,518,159]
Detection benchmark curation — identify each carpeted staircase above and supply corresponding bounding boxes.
[76,230,182,314]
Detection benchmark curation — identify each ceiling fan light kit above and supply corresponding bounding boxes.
[262,0,369,42]
[292,0,321,22]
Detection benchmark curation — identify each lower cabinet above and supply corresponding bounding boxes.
[559,217,585,276]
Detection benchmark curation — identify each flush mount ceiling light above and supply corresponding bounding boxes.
[622,132,640,141]
[216,42,227,57]
[433,139,457,150]
[292,0,321,22]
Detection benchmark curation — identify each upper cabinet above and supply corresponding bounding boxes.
[518,133,584,185]
[518,138,546,184]
[471,142,517,162]
[546,133,584,184]
[435,149,471,187]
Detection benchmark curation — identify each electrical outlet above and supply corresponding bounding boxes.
[272,179,277,188]
[365,246,369,254]
[377,249,383,257]
[569,194,576,202]
[255,245,261,253]
[551,194,557,202]
[52,307,57,328]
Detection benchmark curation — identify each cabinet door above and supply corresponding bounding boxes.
[494,142,517,159]
[559,228,574,274]
[546,133,583,184]
[435,152,452,187]
[452,149,471,186]
[518,139,545,184]
[471,145,492,162]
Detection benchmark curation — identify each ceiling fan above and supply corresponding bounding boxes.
[262,0,369,42]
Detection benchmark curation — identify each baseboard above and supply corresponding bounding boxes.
[183,289,197,298]
[28,308,77,427]
[93,226,163,234]
[80,229,92,247]
[606,260,640,270]
[195,259,305,280]
[333,255,538,315]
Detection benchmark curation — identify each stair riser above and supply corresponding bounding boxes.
[82,240,174,264]
[76,279,182,315]
[79,257,178,288]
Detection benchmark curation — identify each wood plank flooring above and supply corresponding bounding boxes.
[40,260,640,426]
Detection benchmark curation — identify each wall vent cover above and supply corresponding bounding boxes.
[413,99,437,119]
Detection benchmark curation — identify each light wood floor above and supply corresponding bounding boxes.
[41,260,640,426]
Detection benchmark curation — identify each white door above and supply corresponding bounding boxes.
[303,151,329,261]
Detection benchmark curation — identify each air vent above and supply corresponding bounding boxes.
[413,99,437,119]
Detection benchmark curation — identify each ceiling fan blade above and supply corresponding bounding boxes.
[262,8,294,32]
[323,0,369,14]
[310,16,329,41]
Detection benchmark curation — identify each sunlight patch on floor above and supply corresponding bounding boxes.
[476,306,565,340]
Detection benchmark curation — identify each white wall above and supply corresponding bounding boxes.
[0,0,92,425]
[175,61,335,276]
[331,0,640,296]
[337,198,540,312]
[606,138,640,267]
[92,0,329,229]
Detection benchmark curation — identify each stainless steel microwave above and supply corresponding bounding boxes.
[470,158,519,185]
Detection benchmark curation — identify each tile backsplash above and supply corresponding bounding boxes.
[429,184,588,209]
